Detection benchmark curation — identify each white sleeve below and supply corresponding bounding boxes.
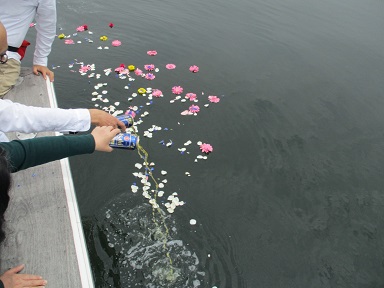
[33,0,57,66]
[0,99,91,133]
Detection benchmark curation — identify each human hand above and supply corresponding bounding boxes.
[0,264,47,288]
[33,65,54,82]
[88,109,126,130]
[91,126,121,152]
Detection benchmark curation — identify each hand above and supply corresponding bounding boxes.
[33,65,54,82]
[0,264,47,288]
[91,126,121,152]
[88,109,126,130]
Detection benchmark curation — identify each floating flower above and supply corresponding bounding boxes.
[147,50,157,56]
[64,39,75,45]
[29,23,36,28]
[152,89,163,97]
[109,22,114,28]
[145,73,156,80]
[79,65,91,73]
[189,65,199,73]
[128,65,135,71]
[200,143,213,154]
[172,86,183,95]
[76,26,85,32]
[208,95,220,103]
[138,88,147,94]
[58,33,65,39]
[144,64,155,71]
[166,64,176,70]
[189,105,200,113]
[100,35,108,41]
[185,93,197,101]
[83,24,88,30]
[134,68,143,76]
[112,40,121,47]
[114,66,125,73]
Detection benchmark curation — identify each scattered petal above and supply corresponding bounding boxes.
[147,50,157,56]
[200,143,213,154]
[208,95,220,103]
[172,86,183,95]
[166,64,176,69]
[189,65,199,73]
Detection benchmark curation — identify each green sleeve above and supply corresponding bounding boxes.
[0,279,4,288]
[0,134,95,173]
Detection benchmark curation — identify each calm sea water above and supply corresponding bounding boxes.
[24,0,384,286]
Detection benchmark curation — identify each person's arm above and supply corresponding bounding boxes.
[0,126,120,172]
[0,134,95,172]
[0,99,91,134]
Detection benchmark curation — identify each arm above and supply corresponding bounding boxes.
[0,134,95,172]
[0,126,120,172]
[0,99,91,134]
[33,0,57,81]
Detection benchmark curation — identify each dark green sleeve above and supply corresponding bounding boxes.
[0,134,95,173]
[0,279,4,288]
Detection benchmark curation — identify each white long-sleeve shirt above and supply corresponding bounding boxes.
[0,99,91,142]
[0,0,56,66]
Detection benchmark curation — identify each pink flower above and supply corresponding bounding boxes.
[152,89,163,97]
[145,73,156,80]
[114,66,125,73]
[189,65,199,73]
[185,93,197,101]
[134,68,143,76]
[112,40,122,47]
[208,95,220,103]
[29,23,36,28]
[64,39,75,45]
[189,105,200,113]
[79,65,91,73]
[200,143,213,154]
[147,50,157,56]
[172,86,183,95]
[109,22,114,28]
[144,64,155,71]
[166,64,176,70]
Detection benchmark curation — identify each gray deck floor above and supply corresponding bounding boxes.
[0,68,93,287]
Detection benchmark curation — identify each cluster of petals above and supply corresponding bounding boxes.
[185,93,197,101]
[134,68,143,76]
[200,143,213,154]
[64,39,74,45]
[189,105,200,113]
[144,64,155,71]
[145,73,156,80]
[111,40,121,47]
[208,95,220,103]
[147,50,157,56]
[76,24,88,32]
[100,35,108,41]
[166,64,176,70]
[189,65,199,73]
[114,66,125,73]
[152,89,163,97]
[79,65,91,73]
[172,86,183,95]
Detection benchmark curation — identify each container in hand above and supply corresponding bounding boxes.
[116,115,134,128]
[109,133,139,150]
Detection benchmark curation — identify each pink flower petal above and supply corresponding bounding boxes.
[189,65,199,73]
[76,26,85,32]
[145,73,156,80]
[64,39,75,45]
[147,50,158,56]
[134,68,143,76]
[112,40,122,47]
[166,64,176,69]
[200,143,213,153]
[144,64,155,71]
[172,86,184,95]
[189,105,200,113]
[208,95,220,103]
[185,93,197,101]
[181,110,193,115]
[152,89,163,97]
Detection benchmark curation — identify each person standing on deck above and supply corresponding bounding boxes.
[0,0,56,97]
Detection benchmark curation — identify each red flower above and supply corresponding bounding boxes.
[83,24,88,30]
[109,22,114,28]
[120,63,125,68]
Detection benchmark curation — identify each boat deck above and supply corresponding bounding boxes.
[0,68,94,287]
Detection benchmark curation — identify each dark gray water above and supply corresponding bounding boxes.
[23,0,384,286]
